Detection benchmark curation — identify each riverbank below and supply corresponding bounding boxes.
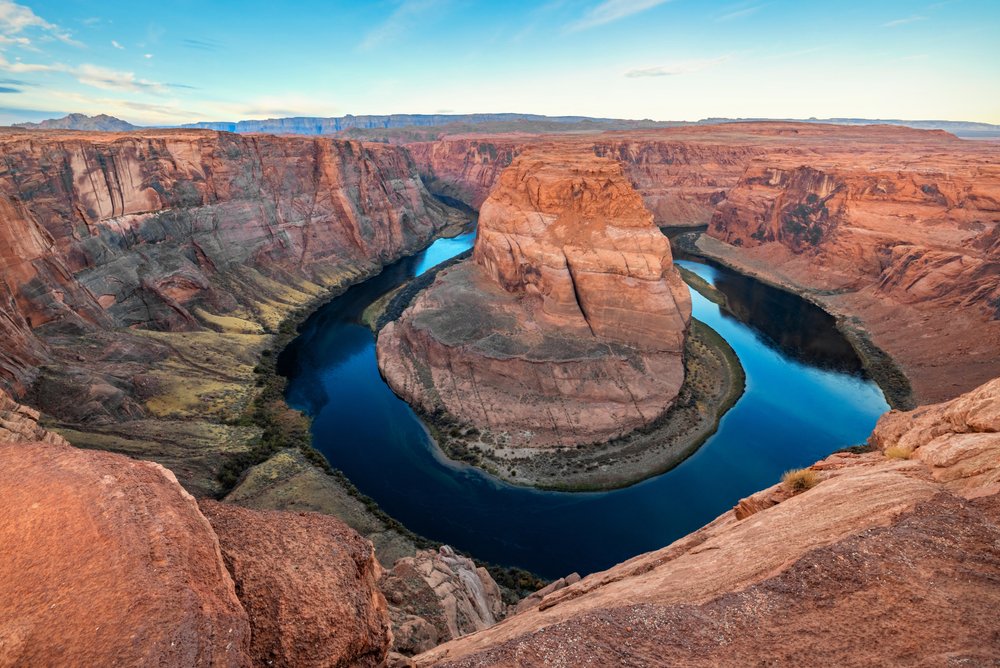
[673,231,915,410]
[368,264,745,491]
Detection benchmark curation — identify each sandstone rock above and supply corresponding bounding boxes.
[413,378,1000,666]
[0,388,68,445]
[0,441,251,667]
[378,147,691,447]
[199,500,392,667]
[381,545,506,656]
[410,123,1000,404]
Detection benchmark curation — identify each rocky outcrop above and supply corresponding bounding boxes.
[0,388,68,445]
[381,546,506,656]
[200,500,392,668]
[414,377,1000,667]
[378,147,691,448]
[0,440,252,667]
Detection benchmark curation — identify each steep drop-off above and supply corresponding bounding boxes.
[0,129,458,494]
[378,147,692,462]
[415,376,1000,667]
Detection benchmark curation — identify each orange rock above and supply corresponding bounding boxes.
[0,440,251,667]
[378,147,690,448]
[199,500,393,668]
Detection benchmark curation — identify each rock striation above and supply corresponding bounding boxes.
[381,546,507,656]
[408,123,1000,404]
[378,147,691,448]
[414,376,1000,667]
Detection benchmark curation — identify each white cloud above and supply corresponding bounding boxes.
[883,15,926,27]
[359,0,444,51]
[111,39,124,50]
[0,54,170,93]
[625,56,729,78]
[0,0,79,46]
[144,53,153,59]
[568,0,671,32]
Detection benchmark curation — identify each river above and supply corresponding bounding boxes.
[279,229,888,579]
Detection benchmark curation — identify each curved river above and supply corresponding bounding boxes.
[280,229,888,579]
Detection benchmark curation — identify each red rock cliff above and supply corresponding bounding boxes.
[378,146,691,448]
[0,129,451,409]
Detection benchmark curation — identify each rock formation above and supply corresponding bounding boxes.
[0,436,253,667]
[378,147,691,448]
[0,393,396,667]
[407,123,1000,404]
[413,377,1000,667]
[381,546,507,656]
[200,501,392,667]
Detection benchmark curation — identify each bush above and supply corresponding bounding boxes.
[782,467,819,493]
[884,445,913,460]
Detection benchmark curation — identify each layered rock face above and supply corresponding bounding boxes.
[381,546,507,656]
[0,129,450,406]
[414,377,1000,667]
[409,124,1000,403]
[378,148,691,448]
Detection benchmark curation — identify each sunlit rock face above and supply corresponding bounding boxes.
[378,147,691,448]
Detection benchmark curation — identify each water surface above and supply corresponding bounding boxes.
[280,233,888,579]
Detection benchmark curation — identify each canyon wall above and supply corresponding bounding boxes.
[378,147,691,449]
[414,376,1000,667]
[0,129,460,494]
[408,124,1000,402]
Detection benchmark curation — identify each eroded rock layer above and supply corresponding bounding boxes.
[409,123,1000,403]
[0,129,451,410]
[414,377,1000,667]
[378,147,691,448]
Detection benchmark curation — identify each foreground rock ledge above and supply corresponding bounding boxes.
[414,377,1000,667]
[377,147,692,449]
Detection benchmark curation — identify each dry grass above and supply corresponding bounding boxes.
[782,467,819,493]
[884,445,914,460]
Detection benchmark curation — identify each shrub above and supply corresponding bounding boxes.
[782,467,819,493]
[885,445,913,460]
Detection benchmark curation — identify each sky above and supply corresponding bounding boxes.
[0,0,997,126]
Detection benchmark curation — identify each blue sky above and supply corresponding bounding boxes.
[0,0,997,125]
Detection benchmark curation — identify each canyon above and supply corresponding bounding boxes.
[0,121,998,664]
[410,123,1000,406]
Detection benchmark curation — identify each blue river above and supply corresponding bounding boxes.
[280,229,888,579]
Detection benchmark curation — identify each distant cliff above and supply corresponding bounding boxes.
[12,113,138,132]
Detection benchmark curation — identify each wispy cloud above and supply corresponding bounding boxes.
[625,56,729,78]
[182,38,223,51]
[0,54,177,94]
[883,15,926,27]
[360,0,445,51]
[111,39,124,49]
[568,0,672,32]
[716,3,767,21]
[0,0,80,46]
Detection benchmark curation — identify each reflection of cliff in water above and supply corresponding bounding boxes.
[711,266,865,375]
